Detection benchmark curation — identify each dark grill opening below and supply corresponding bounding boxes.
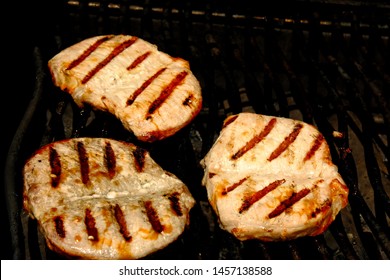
[4,0,390,260]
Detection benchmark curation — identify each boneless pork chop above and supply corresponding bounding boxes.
[48,35,202,142]
[23,138,195,259]
[201,113,349,241]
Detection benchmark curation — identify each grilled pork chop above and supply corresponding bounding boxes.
[48,35,202,142]
[200,113,349,241]
[23,138,195,259]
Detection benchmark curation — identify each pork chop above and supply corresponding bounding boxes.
[48,35,202,142]
[23,137,195,259]
[200,113,349,241]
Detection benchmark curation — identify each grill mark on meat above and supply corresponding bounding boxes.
[85,208,99,241]
[126,51,151,71]
[311,200,332,218]
[146,71,189,118]
[54,216,66,238]
[133,147,146,172]
[127,67,166,106]
[104,141,116,179]
[267,123,303,161]
[239,179,286,214]
[232,118,277,160]
[77,141,90,185]
[222,115,239,129]
[304,133,325,161]
[268,188,311,219]
[222,177,248,195]
[183,94,194,106]
[66,36,112,70]
[113,204,132,241]
[144,201,164,233]
[49,147,61,188]
[167,192,183,216]
[82,36,138,84]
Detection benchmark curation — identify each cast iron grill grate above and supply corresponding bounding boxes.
[5,0,390,259]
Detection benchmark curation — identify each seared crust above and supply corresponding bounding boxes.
[48,35,202,142]
[23,138,195,259]
[200,113,349,241]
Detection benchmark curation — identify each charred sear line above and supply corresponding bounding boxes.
[54,216,66,238]
[182,94,194,106]
[127,67,166,106]
[85,208,99,241]
[222,115,239,129]
[232,118,277,160]
[147,71,189,117]
[127,51,151,71]
[222,177,248,195]
[114,204,132,241]
[144,201,164,233]
[66,35,112,70]
[239,179,286,214]
[133,147,146,172]
[268,123,303,161]
[167,192,183,216]
[304,133,324,161]
[77,142,90,185]
[311,200,332,218]
[49,147,61,188]
[104,142,116,179]
[82,36,138,84]
[268,188,311,219]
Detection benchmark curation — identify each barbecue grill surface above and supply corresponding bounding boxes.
[4,0,390,260]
